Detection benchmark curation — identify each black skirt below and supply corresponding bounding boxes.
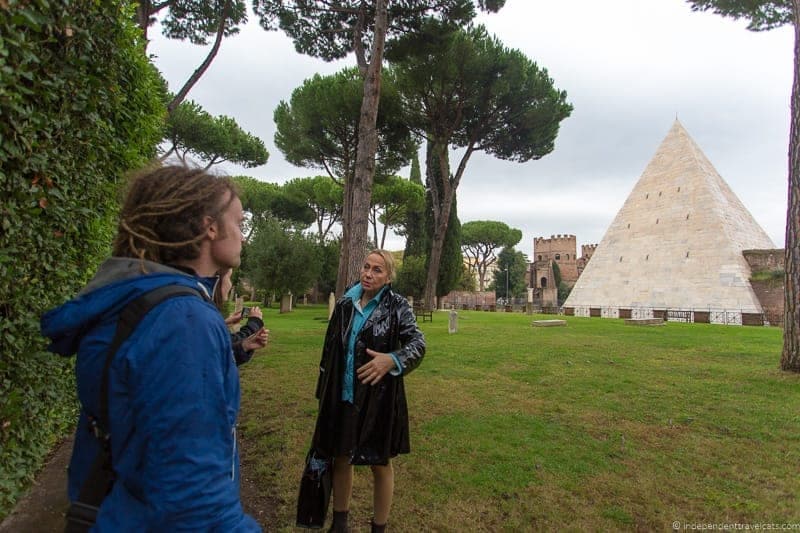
[333,401,357,458]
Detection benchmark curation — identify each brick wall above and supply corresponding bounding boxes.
[743,249,785,271]
[439,290,496,309]
[743,249,785,326]
[749,279,784,326]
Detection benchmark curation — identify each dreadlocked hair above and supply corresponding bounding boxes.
[112,165,239,265]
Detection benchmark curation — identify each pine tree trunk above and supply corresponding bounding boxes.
[335,0,388,295]
[380,222,388,249]
[781,3,800,372]
[372,207,380,248]
[422,143,453,309]
[335,180,354,295]
[424,215,449,309]
[136,2,151,43]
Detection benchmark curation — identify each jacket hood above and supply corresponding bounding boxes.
[41,257,213,356]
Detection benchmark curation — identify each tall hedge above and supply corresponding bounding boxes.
[0,1,166,517]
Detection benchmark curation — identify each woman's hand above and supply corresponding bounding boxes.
[357,348,396,385]
[224,306,262,326]
[224,311,242,326]
[241,327,269,352]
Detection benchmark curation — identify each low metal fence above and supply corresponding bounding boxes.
[562,306,775,327]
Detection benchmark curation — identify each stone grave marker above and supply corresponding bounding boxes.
[448,310,458,334]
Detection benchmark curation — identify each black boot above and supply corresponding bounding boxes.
[328,510,350,533]
[371,519,387,533]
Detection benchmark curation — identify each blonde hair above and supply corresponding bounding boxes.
[367,249,396,281]
[212,268,233,311]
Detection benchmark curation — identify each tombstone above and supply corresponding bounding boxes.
[532,319,567,327]
[303,294,308,306]
[448,310,458,334]
[328,292,336,320]
[280,293,292,314]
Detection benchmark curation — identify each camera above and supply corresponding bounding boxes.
[240,306,251,319]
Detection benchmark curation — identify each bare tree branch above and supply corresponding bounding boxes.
[167,0,232,115]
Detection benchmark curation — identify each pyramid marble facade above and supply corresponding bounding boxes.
[564,120,775,321]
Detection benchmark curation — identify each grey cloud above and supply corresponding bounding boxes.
[149,0,791,257]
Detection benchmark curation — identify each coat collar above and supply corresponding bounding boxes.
[338,284,394,341]
[362,286,394,331]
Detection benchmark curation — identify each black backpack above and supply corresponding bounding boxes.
[65,285,205,533]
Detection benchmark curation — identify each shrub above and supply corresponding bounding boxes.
[750,269,784,283]
[0,1,165,517]
[395,254,427,299]
[557,281,572,306]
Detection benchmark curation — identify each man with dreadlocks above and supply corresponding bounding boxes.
[41,166,260,531]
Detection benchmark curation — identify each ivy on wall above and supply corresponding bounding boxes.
[0,1,166,517]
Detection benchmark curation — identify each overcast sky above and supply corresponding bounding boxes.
[149,0,792,257]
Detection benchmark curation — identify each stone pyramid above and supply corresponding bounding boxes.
[564,120,775,316]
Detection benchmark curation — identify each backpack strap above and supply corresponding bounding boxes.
[67,284,205,532]
[98,285,205,430]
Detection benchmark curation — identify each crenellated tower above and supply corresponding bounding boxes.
[577,243,598,277]
[533,234,579,283]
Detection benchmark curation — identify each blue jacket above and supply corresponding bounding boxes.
[41,258,260,532]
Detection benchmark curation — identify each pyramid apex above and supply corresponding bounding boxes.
[669,116,688,133]
[653,118,697,156]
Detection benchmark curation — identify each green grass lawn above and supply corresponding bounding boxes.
[237,304,800,531]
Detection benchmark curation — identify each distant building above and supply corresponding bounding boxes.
[528,234,596,307]
[464,255,499,291]
[576,244,597,278]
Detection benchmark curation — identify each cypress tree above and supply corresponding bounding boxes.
[436,195,462,297]
[403,150,426,257]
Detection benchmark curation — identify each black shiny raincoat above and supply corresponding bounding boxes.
[312,285,425,465]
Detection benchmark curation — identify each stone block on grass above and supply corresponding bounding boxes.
[532,319,567,327]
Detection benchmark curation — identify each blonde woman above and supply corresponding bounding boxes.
[311,250,425,533]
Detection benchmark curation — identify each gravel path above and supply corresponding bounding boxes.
[0,435,277,532]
